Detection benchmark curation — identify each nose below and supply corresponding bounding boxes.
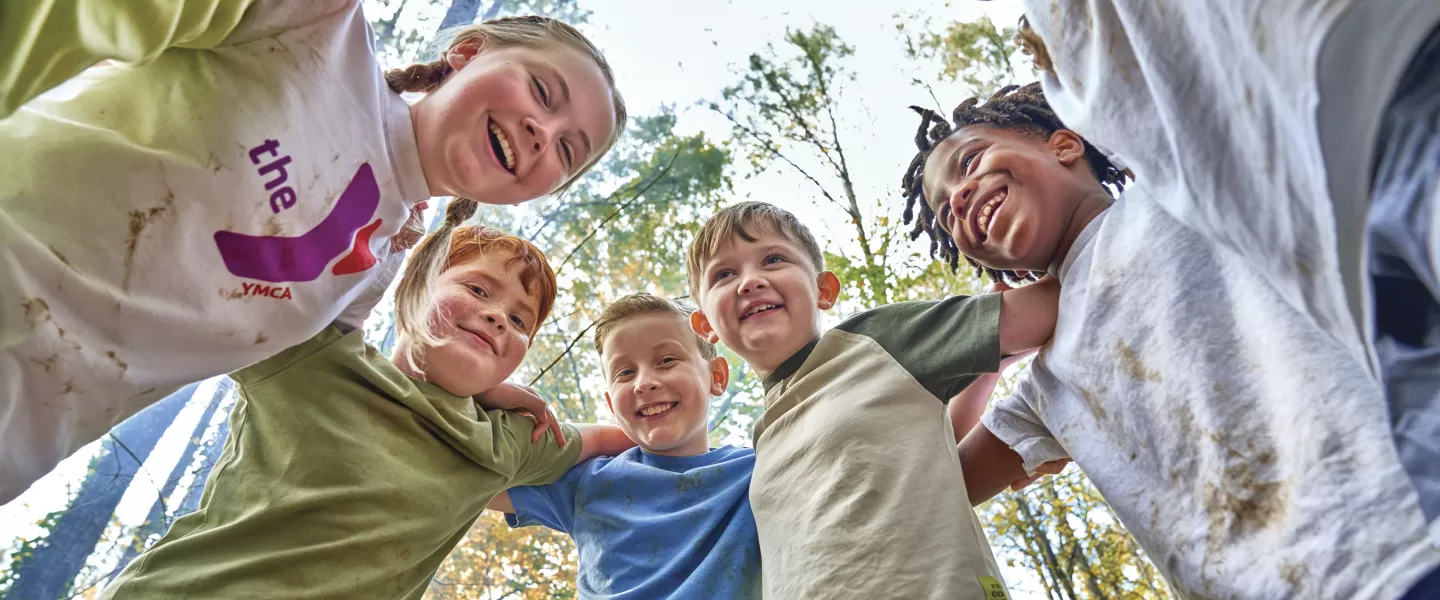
[738,269,769,295]
[948,180,979,235]
[481,307,507,332]
[633,372,661,395]
[522,115,555,154]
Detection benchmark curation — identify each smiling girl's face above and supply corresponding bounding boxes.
[393,250,542,397]
[409,39,618,205]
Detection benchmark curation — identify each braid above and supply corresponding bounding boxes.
[898,82,1130,284]
[385,59,454,94]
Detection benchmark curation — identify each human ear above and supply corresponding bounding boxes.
[816,271,841,310]
[445,38,485,70]
[691,311,720,344]
[1049,130,1087,166]
[709,356,730,396]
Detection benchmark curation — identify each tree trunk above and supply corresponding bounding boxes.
[1016,493,1080,600]
[113,382,231,574]
[5,384,196,600]
[177,395,232,516]
[438,0,484,32]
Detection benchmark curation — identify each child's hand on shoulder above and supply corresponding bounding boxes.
[476,382,567,446]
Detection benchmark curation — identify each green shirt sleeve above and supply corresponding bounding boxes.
[492,416,583,488]
[0,0,259,117]
[834,292,1002,400]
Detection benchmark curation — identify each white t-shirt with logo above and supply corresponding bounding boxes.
[0,0,430,502]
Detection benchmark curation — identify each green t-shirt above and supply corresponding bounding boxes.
[102,326,581,599]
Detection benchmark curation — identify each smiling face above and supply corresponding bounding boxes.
[602,312,728,457]
[921,125,1099,273]
[392,251,542,397]
[691,229,840,376]
[411,39,618,205]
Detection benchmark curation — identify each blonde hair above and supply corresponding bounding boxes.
[385,15,625,351]
[684,202,825,300]
[1015,15,1054,74]
[594,293,718,366]
[394,220,558,363]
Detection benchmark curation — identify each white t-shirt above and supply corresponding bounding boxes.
[0,0,429,502]
[983,197,1440,599]
[1018,0,1440,379]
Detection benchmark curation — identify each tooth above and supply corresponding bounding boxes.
[982,205,993,216]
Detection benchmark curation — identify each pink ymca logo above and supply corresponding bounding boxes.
[213,140,384,283]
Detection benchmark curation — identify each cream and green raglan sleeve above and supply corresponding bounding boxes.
[834,293,1002,401]
[0,0,259,117]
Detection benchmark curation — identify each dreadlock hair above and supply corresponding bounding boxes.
[899,82,1129,284]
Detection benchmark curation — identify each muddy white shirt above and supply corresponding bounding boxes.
[983,196,1440,599]
[1018,0,1440,379]
[0,0,429,502]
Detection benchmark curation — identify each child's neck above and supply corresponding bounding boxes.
[1048,191,1112,275]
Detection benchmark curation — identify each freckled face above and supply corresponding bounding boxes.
[922,126,1087,273]
[403,252,542,397]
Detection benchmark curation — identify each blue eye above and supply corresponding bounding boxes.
[764,254,786,265]
[509,315,526,329]
[712,269,735,283]
[467,284,488,297]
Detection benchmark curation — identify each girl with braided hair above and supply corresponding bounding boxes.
[897,83,1440,599]
[0,1,626,503]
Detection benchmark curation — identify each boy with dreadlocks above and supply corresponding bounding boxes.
[898,83,1440,598]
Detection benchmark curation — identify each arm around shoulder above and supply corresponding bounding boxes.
[998,276,1060,355]
[573,424,635,464]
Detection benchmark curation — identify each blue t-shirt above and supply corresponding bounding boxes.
[506,445,761,599]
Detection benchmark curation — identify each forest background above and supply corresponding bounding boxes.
[0,1,1172,598]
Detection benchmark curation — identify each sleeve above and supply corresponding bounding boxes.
[981,376,1069,474]
[834,293,1002,400]
[503,462,591,534]
[0,0,260,117]
[334,251,404,331]
[504,420,585,488]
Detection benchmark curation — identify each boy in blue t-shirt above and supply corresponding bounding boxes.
[488,293,760,599]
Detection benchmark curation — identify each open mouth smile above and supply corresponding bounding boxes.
[740,303,783,321]
[971,187,1007,243]
[487,118,517,175]
[637,402,678,419]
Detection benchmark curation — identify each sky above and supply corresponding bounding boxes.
[1,0,1050,595]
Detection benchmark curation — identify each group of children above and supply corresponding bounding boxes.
[3,0,1440,598]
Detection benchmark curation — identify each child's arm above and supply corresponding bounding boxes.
[949,348,1038,442]
[998,276,1060,356]
[485,424,633,513]
[0,0,259,117]
[958,424,1068,504]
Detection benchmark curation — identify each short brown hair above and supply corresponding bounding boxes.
[395,222,557,363]
[593,294,718,366]
[685,202,825,300]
